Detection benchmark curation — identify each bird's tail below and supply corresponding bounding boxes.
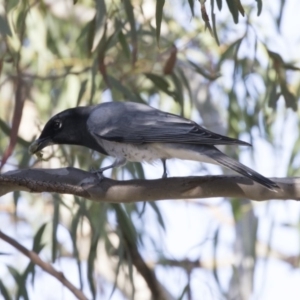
[208,147,278,191]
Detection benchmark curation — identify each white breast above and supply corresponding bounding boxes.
[96,139,165,162]
[92,134,217,166]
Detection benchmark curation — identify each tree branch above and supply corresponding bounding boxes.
[0,167,299,201]
[0,231,88,300]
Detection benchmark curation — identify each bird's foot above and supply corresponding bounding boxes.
[90,168,105,181]
[95,170,105,181]
[161,159,168,178]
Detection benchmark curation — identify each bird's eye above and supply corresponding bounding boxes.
[53,120,62,130]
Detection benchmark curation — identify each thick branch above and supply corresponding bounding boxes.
[0,167,299,201]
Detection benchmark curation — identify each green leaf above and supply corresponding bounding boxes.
[91,0,107,51]
[23,223,47,285]
[89,58,98,104]
[123,0,137,63]
[188,60,221,80]
[0,15,12,36]
[281,84,297,111]
[33,223,47,253]
[187,0,194,16]
[218,38,243,68]
[87,231,99,299]
[0,280,12,300]
[0,118,30,147]
[70,199,85,289]
[235,0,245,16]
[155,0,165,45]
[171,72,184,110]
[13,191,20,211]
[268,83,280,109]
[7,0,19,12]
[52,195,60,262]
[108,239,124,299]
[225,0,239,23]
[7,266,29,300]
[108,75,139,102]
[211,0,220,45]
[255,0,262,16]
[178,284,190,300]
[148,202,165,231]
[144,73,172,95]
[177,67,193,106]
[76,79,88,106]
[117,23,130,58]
[212,227,223,293]
[113,204,137,245]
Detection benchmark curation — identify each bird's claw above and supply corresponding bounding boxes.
[90,168,105,181]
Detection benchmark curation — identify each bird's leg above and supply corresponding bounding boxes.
[161,159,168,178]
[93,157,127,180]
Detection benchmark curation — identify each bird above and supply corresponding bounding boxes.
[29,101,278,190]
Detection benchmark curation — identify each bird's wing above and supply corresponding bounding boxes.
[88,102,250,146]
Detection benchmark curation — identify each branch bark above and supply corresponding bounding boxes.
[0,167,299,201]
[0,231,88,300]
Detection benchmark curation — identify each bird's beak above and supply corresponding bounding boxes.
[29,137,53,154]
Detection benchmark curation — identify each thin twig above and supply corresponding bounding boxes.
[0,231,88,300]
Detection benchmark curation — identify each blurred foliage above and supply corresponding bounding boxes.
[0,0,300,299]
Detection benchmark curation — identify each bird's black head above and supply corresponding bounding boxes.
[29,106,95,154]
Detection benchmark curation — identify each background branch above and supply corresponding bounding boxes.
[0,231,88,300]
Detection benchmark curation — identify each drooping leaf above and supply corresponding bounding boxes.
[123,0,137,63]
[70,199,85,290]
[187,0,194,16]
[87,231,99,299]
[178,283,190,300]
[148,202,166,231]
[52,195,60,262]
[7,266,29,300]
[117,22,130,58]
[113,204,137,245]
[218,38,243,67]
[200,2,213,35]
[0,119,29,147]
[171,72,184,110]
[0,280,12,300]
[23,223,47,285]
[91,0,107,52]
[281,84,297,111]
[7,0,19,12]
[177,67,193,106]
[76,79,88,106]
[155,0,165,45]
[144,73,173,96]
[235,0,245,16]
[188,60,221,80]
[268,83,280,109]
[255,0,263,16]
[216,0,222,11]
[212,227,223,293]
[225,0,239,23]
[211,0,220,45]
[108,75,139,102]
[0,15,12,36]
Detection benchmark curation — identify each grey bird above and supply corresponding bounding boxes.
[29,101,278,190]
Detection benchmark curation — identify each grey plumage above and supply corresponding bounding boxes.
[29,101,278,191]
